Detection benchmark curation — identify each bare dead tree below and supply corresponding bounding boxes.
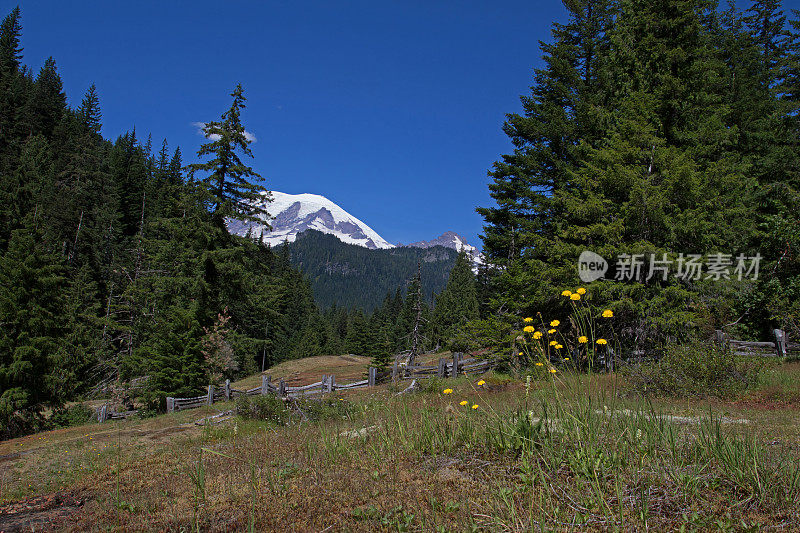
[408,262,427,366]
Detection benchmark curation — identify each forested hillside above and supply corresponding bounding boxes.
[0,8,322,436]
[286,229,458,311]
[477,0,800,353]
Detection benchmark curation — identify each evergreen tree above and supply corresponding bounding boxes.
[0,224,69,436]
[187,84,270,227]
[25,57,66,138]
[431,249,479,348]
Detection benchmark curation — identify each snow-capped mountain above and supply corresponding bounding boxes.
[407,231,476,253]
[407,231,483,266]
[227,191,395,250]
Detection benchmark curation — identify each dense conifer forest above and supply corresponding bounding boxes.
[285,229,458,311]
[475,0,800,355]
[0,7,481,437]
[2,0,800,439]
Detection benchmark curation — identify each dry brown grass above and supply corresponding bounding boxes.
[3,360,800,531]
[232,354,374,390]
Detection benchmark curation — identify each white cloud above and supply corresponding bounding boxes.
[192,121,256,143]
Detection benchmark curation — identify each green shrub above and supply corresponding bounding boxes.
[419,377,445,394]
[294,397,354,421]
[50,404,94,428]
[236,394,354,425]
[627,342,764,398]
[235,394,292,425]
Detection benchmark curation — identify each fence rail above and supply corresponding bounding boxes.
[96,353,494,422]
[715,329,798,358]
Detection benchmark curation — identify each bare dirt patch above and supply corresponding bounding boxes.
[0,490,87,532]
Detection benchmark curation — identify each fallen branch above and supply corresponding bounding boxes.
[194,410,234,426]
[396,379,419,395]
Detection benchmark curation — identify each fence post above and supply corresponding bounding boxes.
[278,379,286,397]
[452,352,461,377]
[224,379,231,401]
[368,367,377,387]
[166,397,174,413]
[97,405,107,423]
[207,385,214,406]
[437,358,446,378]
[774,329,787,358]
[261,375,270,395]
[714,329,728,350]
[328,374,335,392]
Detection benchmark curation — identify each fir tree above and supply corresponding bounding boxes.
[431,249,479,349]
[0,223,69,436]
[187,84,271,228]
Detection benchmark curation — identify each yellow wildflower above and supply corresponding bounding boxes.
[477,380,486,386]
[570,293,581,301]
[561,290,572,297]
[576,287,586,295]
[550,320,560,327]
[578,335,588,344]
[472,404,479,410]
[533,331,542,339]
[555,344,563,350]
[460,400,468,406]
[536,362,544,367]
[549,368,557,374]
[523,325,535,333]
[564,357,570,361]
[596,338,608,345]
[602,309,614,318]
[548,328,557,334]
[443,388,453,394]
[518,351,523,356]
[523,317,534,323]
[549,340,557,346]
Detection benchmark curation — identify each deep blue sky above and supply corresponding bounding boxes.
[16,1,570,246]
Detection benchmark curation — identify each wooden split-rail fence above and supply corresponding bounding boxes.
[96,353,493,422]
[392,352,493,380]
[715,329,799,358]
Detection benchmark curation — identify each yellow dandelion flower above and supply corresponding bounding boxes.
[570,293,581,301]
[549,340,557,346]
[472,404,479,410]
[518,351,523,356]
[460,400,468,406]
[533,331,542,339]
[550,320,560,327]
[523,325,535,333]
[596,338,608,345]
[602,309,614,318]
[523,317,534,323]
[548,328,557,334]
[578,335,588,344]
[536,362,544,367]
[443,388,453,394]
[555,344,563,349]
[564,357,570,361]
[477,380,486,386]
[561,290,572,297]
[576,287,586,295]
[549,368,557,374]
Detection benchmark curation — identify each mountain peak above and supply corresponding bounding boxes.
[408,232,471,251]
[227,191,395,250]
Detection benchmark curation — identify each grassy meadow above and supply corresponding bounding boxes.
[2,356,800,531]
